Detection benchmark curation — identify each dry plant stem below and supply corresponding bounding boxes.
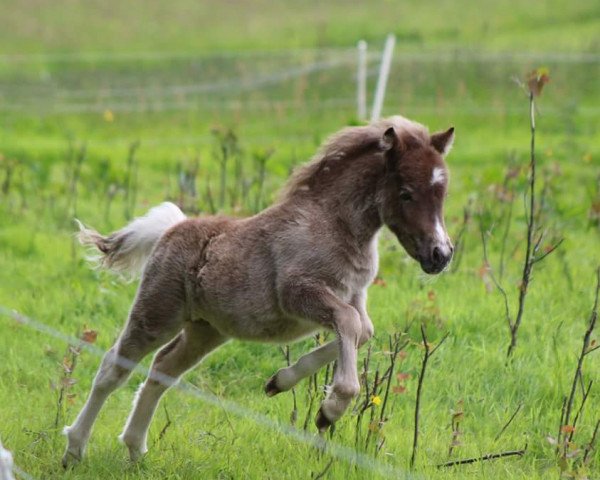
[364,367,380,450]
[124,141,140,220]
[498,202,514,282]
[354,345,372,448]
[506,92,537,359]
[567,380,592,445]
[205,179,216,214]
[556,396,567,454]
[410,326,449,469]
[494,403,523,442]
[448,405,463,457]
[582,419,600,465]
[312,458,334,480]
[557,267,600,453]
[437,444,527,468]
[450,199,473,273]
[280,345,298,425]
[218,141,228,209]
[480,91,561,359]
[480,226,511,331]
[66,143,85,221]
[54,345,80,429]
[303,372,318,431]
[156,403,172,444]
[375,335,408,456]
[379,336,408,425]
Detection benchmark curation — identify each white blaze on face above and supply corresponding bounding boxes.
[431,167,445,186]
[434,218,452,256]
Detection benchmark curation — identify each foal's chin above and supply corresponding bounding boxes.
[419,262,445,275]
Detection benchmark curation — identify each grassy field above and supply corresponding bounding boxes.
[1,1,599,479]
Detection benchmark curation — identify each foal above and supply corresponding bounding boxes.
[62,115,455,466]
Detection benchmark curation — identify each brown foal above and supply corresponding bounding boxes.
[62,115,455,466]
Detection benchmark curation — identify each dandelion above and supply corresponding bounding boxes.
[371,395,382,406]
[103,109,115,122]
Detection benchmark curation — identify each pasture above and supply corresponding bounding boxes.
[0,1,599,478]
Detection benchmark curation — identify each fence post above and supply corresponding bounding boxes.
[370,34,396,123]
[357,40,368,121]
[0,440,15,480]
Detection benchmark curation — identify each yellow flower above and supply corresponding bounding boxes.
[371,395,382,406]
[103,109,115,123]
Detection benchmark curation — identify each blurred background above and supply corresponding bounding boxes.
[1,0,598,204]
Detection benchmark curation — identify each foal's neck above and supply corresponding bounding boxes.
[322,156,383,249]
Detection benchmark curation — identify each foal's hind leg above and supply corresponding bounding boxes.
[62,286,185,466]
[120,320,228,461]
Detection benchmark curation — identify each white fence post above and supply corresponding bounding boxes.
[370,34,396,123]
[0,440,15,480]
[356,40,368,121]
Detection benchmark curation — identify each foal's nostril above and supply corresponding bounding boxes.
[432,246,443,265]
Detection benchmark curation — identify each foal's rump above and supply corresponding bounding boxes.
[76,202,187,276]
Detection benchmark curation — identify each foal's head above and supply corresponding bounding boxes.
[378,122,455,274]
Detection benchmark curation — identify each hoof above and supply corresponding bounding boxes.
[61,449,81,469]
[315,407,334,434]
[127,446,147,463]
[264,375,282,397]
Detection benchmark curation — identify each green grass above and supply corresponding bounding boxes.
[1,1,599,479]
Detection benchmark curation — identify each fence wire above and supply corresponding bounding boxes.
[1,48,598,116]
[0,306,420,479]
[1,49,599,64]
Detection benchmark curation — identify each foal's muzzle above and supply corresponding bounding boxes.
[419,243,454,274]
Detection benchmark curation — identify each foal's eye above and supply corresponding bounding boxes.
[399,190,413,202]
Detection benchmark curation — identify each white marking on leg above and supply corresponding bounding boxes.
[63,348,130,465]
[120,381,165,461]
[431,167,445,185]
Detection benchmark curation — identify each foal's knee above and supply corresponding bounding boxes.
[333,382,360,399]
[94,351,130,391]
[358,322,374,348]
[333,306,362,346]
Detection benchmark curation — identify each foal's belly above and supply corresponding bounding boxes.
[197,308,318,343]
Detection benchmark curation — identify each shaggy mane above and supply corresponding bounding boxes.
[279,116,430,201]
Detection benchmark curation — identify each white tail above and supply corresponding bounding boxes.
[76,202,186,276]
[0,439,14,480]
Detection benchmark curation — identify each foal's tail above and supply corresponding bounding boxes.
[76,202,187,276]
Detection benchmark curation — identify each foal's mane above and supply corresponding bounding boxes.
[279,116,430,201]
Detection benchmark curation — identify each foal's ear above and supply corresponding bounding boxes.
[431,127,455,156]
[380,127,399,151]
[381,127,401,172]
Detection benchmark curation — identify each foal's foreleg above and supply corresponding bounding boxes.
[120,320,227,461]
[279,283,362,432]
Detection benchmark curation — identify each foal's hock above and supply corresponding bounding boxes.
[62,115,455,466]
